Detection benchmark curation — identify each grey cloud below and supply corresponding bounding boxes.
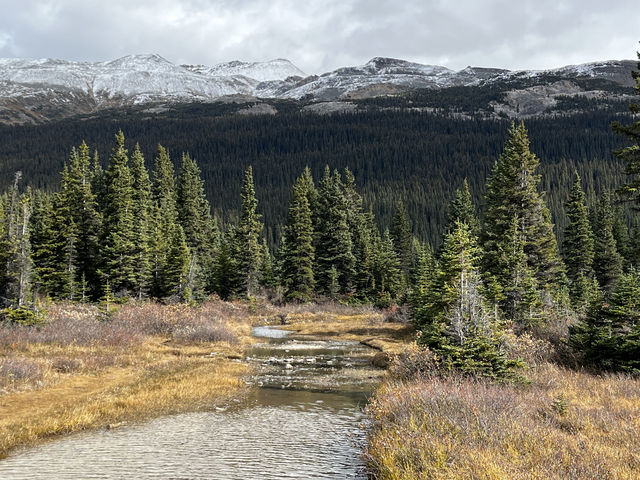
[0,0,637,73]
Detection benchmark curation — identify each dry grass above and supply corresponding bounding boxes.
[0,300,255,458]
[365,361,640,479]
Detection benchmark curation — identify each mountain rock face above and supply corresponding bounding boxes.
[0,54,636,124]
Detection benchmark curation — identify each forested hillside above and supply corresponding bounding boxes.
[0,98,633,245]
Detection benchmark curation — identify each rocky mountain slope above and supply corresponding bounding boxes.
[0,54,636,124]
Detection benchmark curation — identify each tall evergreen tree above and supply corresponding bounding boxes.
[482,122,565,306]
[593,192,624,294]
[281,174,315,302]
[374,229,402,301]
[314,167,356,294]
[614,49,640,209]
[130,144,153,299]
[234,166,263,296]
[30,190,74,299]
[101,131,137,295]
[149,144,178,298]
[563,172,595,306]
[177,153,215,297]
[3,174,32,308]
[164,224,191,301]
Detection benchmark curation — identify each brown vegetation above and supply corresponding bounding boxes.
[0,300,255,458]
[365,344,640,479]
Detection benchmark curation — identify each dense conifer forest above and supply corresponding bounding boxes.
[0,98,633,246]
[1,53,640,376]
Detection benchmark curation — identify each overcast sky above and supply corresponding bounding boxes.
[0,0,638,74]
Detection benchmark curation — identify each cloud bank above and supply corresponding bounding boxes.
[0,0,638,73]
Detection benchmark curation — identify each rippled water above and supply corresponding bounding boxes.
[0,325,375,479]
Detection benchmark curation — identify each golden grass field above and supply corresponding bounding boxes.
[0,301,255,458]
[364,346,640,480]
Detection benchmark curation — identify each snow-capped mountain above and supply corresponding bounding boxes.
[0,54,635,124]
[183,58,305,82]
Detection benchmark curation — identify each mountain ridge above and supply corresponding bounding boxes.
[0,54,636,124]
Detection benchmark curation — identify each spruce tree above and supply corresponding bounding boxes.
[314,167,356,294]
[101,131,137,295]
[164,224,191,301]
[563,172,595,306]
[281,174,315,302]
[593,192,624,294]
[130,144,152,299]
[3,174,32,308]
[419,221,519,378]
[614,49,640,209]
[447,179,478,235]
[177,153,215,298]
[30,191,73,299]
[212,229,239,300]
[482,122,565,307]
[390,200,413,278]
[344,168,376,297]
[374,229,402,302]
[149,144,178,298]
[571,269,640,371]
[234,166,263,296]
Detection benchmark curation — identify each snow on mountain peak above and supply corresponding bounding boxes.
[183,58,306,82]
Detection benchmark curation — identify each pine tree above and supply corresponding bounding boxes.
[130,144,152,299]
[3,174,32,308]
[500,216,541,327]
[149,144,178,298]
[409,239,435,312]
[562,172,595,306]
[612,206,630,264]
[447,179,478,235]
[101,131,137,295]
[177,153,215,298]
[482,122,565,308]
[164,224,191,300]
[281,174,315,302]
[593,192,624,294]
[571,269,640,371]
[374,229,402,302]
[314,167,356,294]
[212,229,239,300]
[259,239,277,288]
[234,166,263,296]
[614,49,640,209]
[343,168,376,297]
[419,221,519,378]
[30,191,73,299]
[390,200,413,278]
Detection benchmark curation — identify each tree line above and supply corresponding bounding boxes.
[1,54,639,375]
[0,102,632,246]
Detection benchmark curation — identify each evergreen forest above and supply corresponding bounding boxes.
[1,55,640,377]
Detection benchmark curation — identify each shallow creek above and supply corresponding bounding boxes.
[0,325,382,479]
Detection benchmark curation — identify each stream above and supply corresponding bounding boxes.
[0,325,382,479]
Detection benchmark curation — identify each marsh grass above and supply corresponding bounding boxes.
[0,300,254,457]
[365,361,640,479]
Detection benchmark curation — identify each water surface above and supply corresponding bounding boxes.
[0,324,376,479]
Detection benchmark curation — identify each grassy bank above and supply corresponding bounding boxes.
[364,347,640,479]
[0,301,254,458]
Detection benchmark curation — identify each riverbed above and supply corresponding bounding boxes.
[0,325,381,479]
